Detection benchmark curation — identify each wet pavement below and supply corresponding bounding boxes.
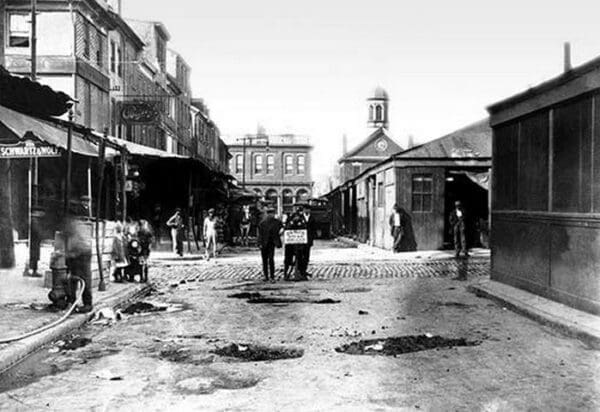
[0,244,598,411]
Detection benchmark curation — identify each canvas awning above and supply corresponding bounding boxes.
[93,132,189,159]
[0,104,97,157]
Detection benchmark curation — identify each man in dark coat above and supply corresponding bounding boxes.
[449,200,468,258]
[257,208,282,282]
[297,204,316,277]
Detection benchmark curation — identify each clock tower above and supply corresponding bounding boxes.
[367,87,389,130]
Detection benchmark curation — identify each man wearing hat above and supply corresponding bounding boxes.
[203,208,218,261]
[297,203,316,278]
[257,207,282,282]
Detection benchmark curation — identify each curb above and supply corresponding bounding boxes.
[0,283,152,374]
[468,280,600,349]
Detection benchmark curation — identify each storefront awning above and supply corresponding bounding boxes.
[0,104,97,157]
[94,132,189,159]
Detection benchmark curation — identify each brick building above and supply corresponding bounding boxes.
[190,98,230,173]
[227,133,313,216]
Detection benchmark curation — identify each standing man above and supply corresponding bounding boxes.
[203,208,218,261]
[239,205,252,246]
[388,204,404,253]
[24,207,44,277]
[166,208,184,256]
[449,200,468,258]
[257,207,282,282]
[298,204,316,277]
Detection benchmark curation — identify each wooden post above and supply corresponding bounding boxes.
[63,109,73,217]
[30,0,37,81]
[120,149,127,222]
[0,159,15,268]
[96,132,106,291]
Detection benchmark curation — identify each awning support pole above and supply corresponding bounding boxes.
[63,109,73,218]
[96,131,107,291]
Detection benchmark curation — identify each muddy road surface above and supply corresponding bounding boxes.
[0,261,598,411]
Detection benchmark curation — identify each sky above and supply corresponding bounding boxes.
[123,0,600,193]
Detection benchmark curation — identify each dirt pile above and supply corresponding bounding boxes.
[335,335,480,356]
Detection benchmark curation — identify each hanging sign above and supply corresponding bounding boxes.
[0,140,61,158]
[120,101,160,124]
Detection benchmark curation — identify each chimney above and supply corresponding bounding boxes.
[407,134,415,149]
[342,134,348,155]
[564,42,572,72]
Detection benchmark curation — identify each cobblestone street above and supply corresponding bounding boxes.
[152,258,490,284]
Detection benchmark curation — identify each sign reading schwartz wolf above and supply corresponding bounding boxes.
[0,140,61,158]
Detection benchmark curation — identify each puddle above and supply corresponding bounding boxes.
[335,335,480,356]
[122,301,188,315]
[341,287,372,293]
[123,301,167,315]
[313,298,341,304]
[229,291,340,305]
[435,301,477,309]
[228,292,262,300]
[60,336,92,351]
[212,343,304,361]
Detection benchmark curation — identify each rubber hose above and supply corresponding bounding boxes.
[0,278,86,344]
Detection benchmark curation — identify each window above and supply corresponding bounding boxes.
[254,154,263,174]
[110,41,116,72]
[376,181,384,207]
[8,14,29,48]
[297,189,309,202]
[282,189,294,211]
[412,174,433,212]
[266,154,274,174]
[265,189,278,207]
[235,154,243,174]
[369,105,374,122]
[97,32,103,67]
[297,155,305,174]
[83,22,90,58]
[117,46,122,76]
[375,105,383,121]
[284,155,293,175]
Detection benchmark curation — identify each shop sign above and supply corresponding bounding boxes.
[120,101,160,124]
[284,229,308,245]
[0,140,61,158]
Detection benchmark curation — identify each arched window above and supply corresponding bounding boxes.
[296,189,309,202]
[282,189,294,212]
[296,155,305,175]
[375,105,383,121]
[266,154,274,174]
[254,154,263,174]
[369,105,374,121]
[235,154,243,174]
[265,189,278,207]
[253,188,263,200]
[284,155,293,175]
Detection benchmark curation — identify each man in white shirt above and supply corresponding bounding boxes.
[388,204,404,253]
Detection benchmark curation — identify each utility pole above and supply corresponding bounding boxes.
[30,0,37,81]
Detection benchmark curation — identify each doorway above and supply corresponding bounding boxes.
[444,170,489,249]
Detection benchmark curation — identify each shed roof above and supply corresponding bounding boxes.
[394,118,491,159]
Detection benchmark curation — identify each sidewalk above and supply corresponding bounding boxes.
[0,243,151,373]
[469,279,600,349]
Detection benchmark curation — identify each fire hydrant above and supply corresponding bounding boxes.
[47,232,74,310]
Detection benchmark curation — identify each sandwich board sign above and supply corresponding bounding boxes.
[284,229,308,245]
[0,139,61,158]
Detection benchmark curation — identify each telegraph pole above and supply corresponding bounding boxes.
[31,0,37,81]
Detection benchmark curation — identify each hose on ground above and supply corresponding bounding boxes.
[0,278,85,344]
